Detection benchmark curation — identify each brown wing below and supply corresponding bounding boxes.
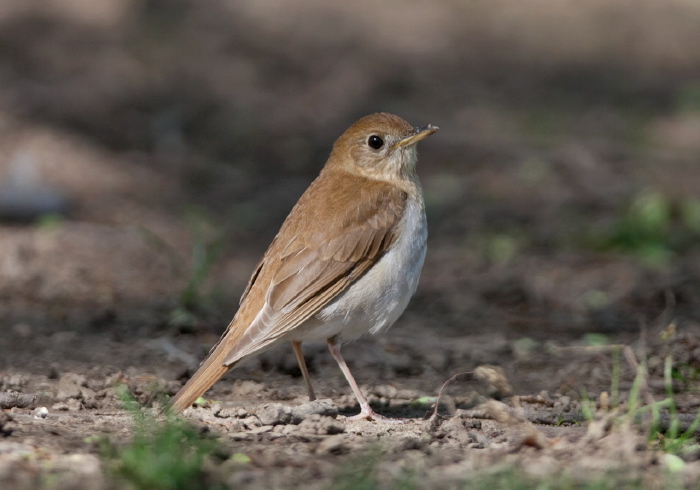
[239,256,264,305]
[221,169,407,364]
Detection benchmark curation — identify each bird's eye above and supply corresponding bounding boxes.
[367,135,384,150]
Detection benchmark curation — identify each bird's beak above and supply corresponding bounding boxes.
[394,124,439,149]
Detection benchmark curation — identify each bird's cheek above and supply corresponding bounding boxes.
[350,146,373,168]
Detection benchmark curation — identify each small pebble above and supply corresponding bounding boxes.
[33,407,49,419]
[257,404,292,426]
[316,434,348,455]
[249,425,273,434]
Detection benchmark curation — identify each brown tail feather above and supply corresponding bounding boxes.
[168,337,240,414]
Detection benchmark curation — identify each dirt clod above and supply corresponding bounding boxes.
[316,434,350,455]
[55,373,86,402]
[297,415,345,435]
[257,403,293,426]
[473,365,513,398]
[0,391,36,409]
[0,412,15,436]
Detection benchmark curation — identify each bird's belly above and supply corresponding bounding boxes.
[292,200,427,343]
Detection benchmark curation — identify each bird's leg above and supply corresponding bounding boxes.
[291,341,316,401]
[326,337,406,423]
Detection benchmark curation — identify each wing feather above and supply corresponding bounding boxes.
[221,170,408,365]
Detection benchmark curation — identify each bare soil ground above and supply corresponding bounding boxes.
[1,1,700,488]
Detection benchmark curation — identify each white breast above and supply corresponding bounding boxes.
[295,196,427,343]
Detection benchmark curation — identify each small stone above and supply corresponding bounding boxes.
[216,407,243,418]
[396,435,429,451]
[68,399,83,411]
[241,416,262,429]
[317,434,348,455]
[433,415,478,445]
[33,407,49,419]
[475,433,492,447]
[0,411,16,436]
[222,418,245,432]
[473,365,512,398]
[52,397,77,412]
[463,419,482,430]
[80,387,97,403]
[290,399,338,423]
[441,416,467,432]
[537,390,552,404]
[298,415,345,435]
[248,425,273,434]
[256,399,340,426]
[554,396,572,412]
[257,404,293,426]
[319,417,345,435]
[56,373,86,402]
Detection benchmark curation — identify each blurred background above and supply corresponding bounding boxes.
[1,0,700,380]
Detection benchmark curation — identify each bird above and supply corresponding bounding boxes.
[169,112,438,421]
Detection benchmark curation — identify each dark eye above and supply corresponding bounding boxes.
[367,135,384,149]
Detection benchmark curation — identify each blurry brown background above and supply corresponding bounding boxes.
[1,0,700,379]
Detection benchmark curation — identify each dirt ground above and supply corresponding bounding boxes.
[1,1,700,488]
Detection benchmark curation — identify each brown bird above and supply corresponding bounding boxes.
[169,113,438,421]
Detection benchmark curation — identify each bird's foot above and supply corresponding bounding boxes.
[346,408,410,424]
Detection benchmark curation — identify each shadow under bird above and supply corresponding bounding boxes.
[169,112,438,421]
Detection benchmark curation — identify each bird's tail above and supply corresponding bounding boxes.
[167,332,240,414]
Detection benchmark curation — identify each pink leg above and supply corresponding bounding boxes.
[292,341,316,401]
[327,337,406,423]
